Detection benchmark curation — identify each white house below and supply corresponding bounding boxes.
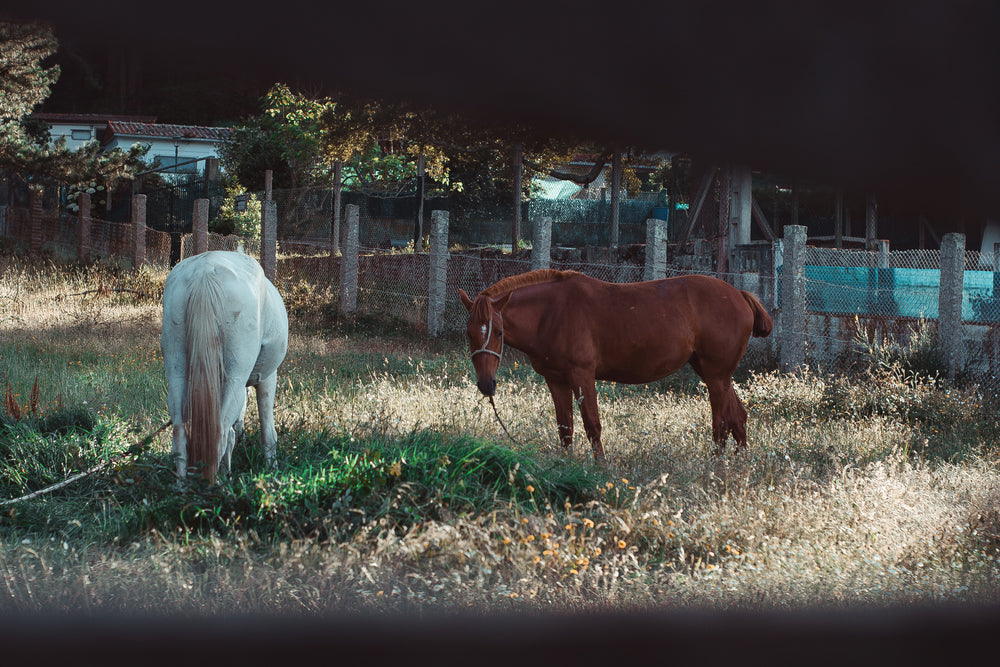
[101,120,232,179]
[33,113,232,179]
[33,113,158,151]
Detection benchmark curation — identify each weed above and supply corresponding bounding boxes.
[3,252,1000,613]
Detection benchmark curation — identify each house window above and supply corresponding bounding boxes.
[155,156,198,174]
[71,129,91,141]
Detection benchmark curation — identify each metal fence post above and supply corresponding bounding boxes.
[531,216,552,271]
[780,224,807,372]
[340,203,359,314]
[131,194,146,269]
[77,192,91,264]
[643,217,668,281]
[938,232,965,378]
[428,210,449,336]
[193,198,209,255]
[261,199,277,281]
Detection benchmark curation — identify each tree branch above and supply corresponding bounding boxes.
[523,150,613,186]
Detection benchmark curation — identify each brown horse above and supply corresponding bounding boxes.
[458,269,773,461]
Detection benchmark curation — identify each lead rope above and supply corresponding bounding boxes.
[0,419,171,507]
[470,313,519,446]
[487,394,519,447]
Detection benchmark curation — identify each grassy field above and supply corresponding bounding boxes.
[1,251,999,615]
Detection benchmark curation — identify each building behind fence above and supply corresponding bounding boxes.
[4,186,1000,391]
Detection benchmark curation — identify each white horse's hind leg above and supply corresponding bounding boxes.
[255,370,279,469]
[219,389,248,479]
[171,424,188,481]
[218,425,236,478]
[217,378,250,479]
[163,348,188,482]
[233,388,248,443]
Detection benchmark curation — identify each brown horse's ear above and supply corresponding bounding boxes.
[458,288,474,312]
[492,292,512,311]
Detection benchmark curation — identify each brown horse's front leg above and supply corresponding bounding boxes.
[575,381,605,463]
[544,378,575,451]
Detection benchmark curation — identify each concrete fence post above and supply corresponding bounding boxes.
[938,232,965,378]
[993,242,1000,304]
[261,199,277,281]
[877,239,890,269]
[328,161,343,277]
[339,203,359,314]
[131,194,146,269]
[193,198,209,255]
[992,242,1000,379]
[693,238,714,273]
[780,224,807,372]
[77,192,91,263]
[428,210,449,336]
[29,186,42,255]
[531,216,552,271]
[643,217,669,281]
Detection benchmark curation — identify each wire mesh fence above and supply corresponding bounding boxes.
[800,245,1000,324]
[8,183,1000,386]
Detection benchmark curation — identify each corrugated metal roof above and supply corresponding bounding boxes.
[533,176,583,200]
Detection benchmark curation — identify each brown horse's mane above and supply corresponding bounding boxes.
[481,269,580,298]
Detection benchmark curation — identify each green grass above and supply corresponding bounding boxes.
[2,252,1000,614]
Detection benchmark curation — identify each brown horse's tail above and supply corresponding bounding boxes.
[741,290,774,338]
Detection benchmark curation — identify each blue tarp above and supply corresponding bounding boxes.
[789,266,1000,322]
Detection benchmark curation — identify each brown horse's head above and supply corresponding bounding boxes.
[458,288,511,397]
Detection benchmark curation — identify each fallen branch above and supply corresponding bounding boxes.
[0,420,171,507]
[60,287,156,300]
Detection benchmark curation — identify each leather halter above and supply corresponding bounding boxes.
[471,311,503,364]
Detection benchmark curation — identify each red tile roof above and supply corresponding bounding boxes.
[103,121,232,145]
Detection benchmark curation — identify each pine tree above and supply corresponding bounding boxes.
[0,20,147,187]
[0,20,59,151]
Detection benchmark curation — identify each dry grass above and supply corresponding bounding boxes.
[1,253,999,614]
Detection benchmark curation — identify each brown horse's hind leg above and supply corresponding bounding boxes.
[544,378,576,452]
[690,354,749,455]
[700,377,747,455]
[724,384,749,450]
[575,381,605,462]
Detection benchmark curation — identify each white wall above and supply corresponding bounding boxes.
[46,122,101,151]
[103,137,223,177]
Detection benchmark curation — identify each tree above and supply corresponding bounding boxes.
[222,84,662,247]
[260,83,337,189]
[0,21,147,193]
[224,84,598,201]
[0,21,59,137]
[320,95,590,199]
[216,114,289,191]
[218,83,338,192]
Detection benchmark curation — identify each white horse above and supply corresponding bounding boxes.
[161,251,288,483]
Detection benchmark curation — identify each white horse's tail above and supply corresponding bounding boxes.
[182,273,226,481]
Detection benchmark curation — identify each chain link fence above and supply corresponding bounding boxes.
[7,181,1000,387]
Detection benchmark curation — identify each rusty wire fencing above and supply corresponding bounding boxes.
[9,183,1000,389]
[796,245,1000,374]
